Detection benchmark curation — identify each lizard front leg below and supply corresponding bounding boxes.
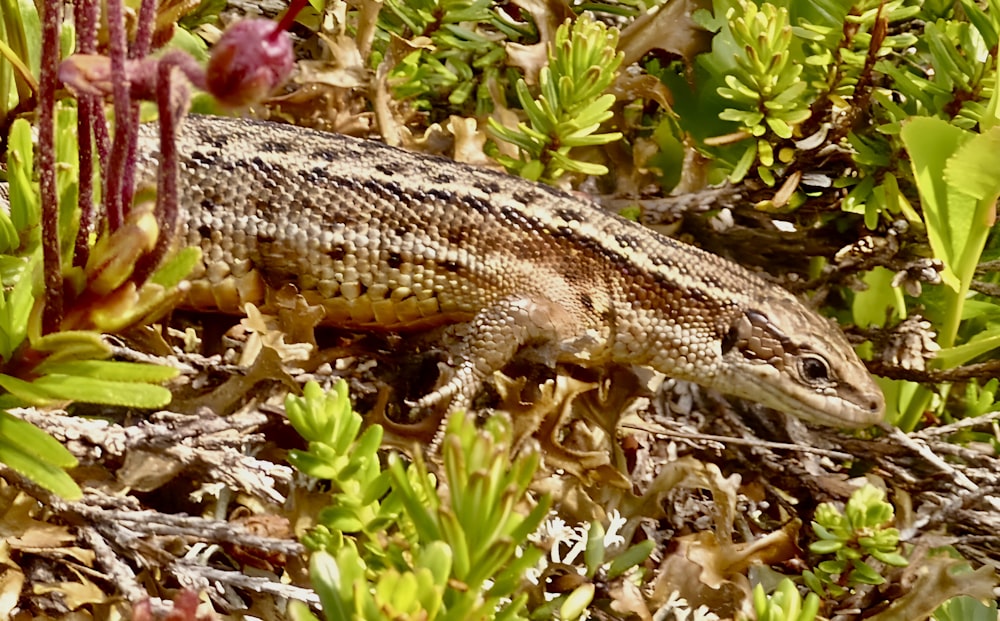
[413,293,610,412]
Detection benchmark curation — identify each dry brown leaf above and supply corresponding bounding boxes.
[617,0,714,67]
[608,578,653,621]
[510,0,573,51]
[33,578,107,611]
[0,540,25,619]
[295,34,369,89]
[447,116,496,168]
[1,493,75,549]
[240,302,314,367]
[868,557,998,621]
[652,538,752,619]
[117,449,183,492]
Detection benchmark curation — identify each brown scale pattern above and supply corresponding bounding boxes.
[132,116,884,427]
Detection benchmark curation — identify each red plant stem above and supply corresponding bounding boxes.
[121,0,159,210]
[273,0,311,36]
[130,52,196,286]
[133,0,156,58]
[39,0,63,334]
[104,0,132,231]
[73,0,99,268]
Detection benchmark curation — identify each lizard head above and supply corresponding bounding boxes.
[716,297,885,428]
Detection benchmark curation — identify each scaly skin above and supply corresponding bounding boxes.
[132,115,884,427]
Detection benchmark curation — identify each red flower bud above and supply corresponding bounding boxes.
[205,19,294,108]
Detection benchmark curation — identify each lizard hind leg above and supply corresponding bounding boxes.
[412,294,584,413]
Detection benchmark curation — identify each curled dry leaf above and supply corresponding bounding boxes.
[617,0,714,67]
[867,556,998,621]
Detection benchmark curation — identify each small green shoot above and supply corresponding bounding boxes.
[753,578,820,621]
[489,15,623,183]
[286,380,551,620]
[803,484,908,598]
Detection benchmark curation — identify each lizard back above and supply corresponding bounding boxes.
[135,115,884,428]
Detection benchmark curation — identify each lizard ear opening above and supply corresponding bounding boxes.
[721,312,751,355]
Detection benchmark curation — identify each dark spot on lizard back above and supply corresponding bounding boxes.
[329,246,346,261]
[312,149,340,162]
[535,182,568,199]
[498,204,547,231]
[298,167,329,183]
[459,193,490,214]
[579,293,594,311]
[442,260,461,272]
[200,198,216,212]
[197,224,212,239]
[387,252,403,269]
[364,179,406,200]
[474,181,501,194]
[250,156,275,173]
[550,226,628,266]
[375,162,400,176]
[427,188,455,203]
[190,150,217,166]
[511,190,539,204]
[197,130,229,149]
[686,287,714,307]
[258,140,291,153]
[431,173,454,184]
[614,233,640,250]
[556,208,583,223]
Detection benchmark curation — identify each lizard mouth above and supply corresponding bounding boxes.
[715,364,885,428]
[755,382,885,428]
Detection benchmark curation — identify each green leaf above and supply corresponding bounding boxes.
[0,411,80,498]
[0,373,171,407]
[870,549,909,567]
[934,595,998,621]
[29,330,111,361]
[6,118,40,238]
[943,125,1000,201]
[417,540,453,586]
[0,436,82,499]
[32,360,178,383]
[286,601,320,621]
[899,117,971,292]
[0,373,61,405]
[848,560,886,585]
[310,550,353,620]
[387,454,441,541]
[809,539,843,554]
[0,255,34,361]
[0,410,77,468]
[606,540,655,580]
[729,142,757,183]
[560,583,595,621]
[584,521,605,576]
[149,246,201,288]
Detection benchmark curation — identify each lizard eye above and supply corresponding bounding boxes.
[798,355,832,386]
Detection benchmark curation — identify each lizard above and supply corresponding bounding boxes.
[124,114,884,428]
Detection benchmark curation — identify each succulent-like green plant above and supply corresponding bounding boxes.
[803,485,908,597]
[488,14,624,183]
[286,380,551,620]
[753,578,820,621]
[714,1,811,184]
